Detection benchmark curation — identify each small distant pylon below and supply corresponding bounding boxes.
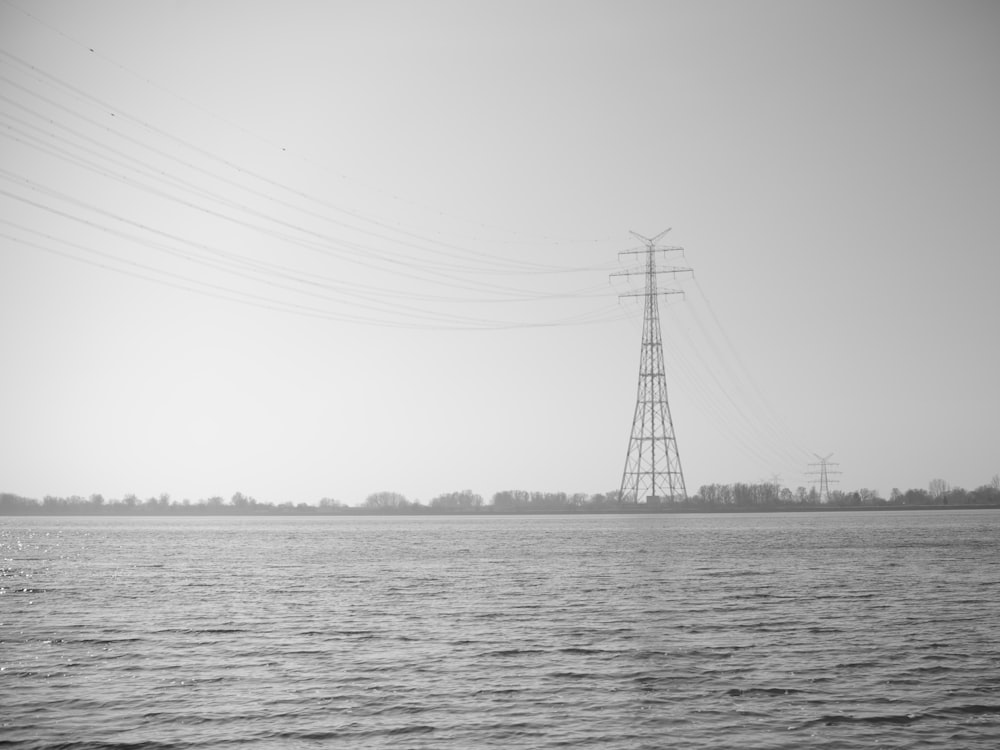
[612,229,691,504]
[807,453,841,503]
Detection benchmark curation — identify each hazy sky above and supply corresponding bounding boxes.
[2,0,998,504]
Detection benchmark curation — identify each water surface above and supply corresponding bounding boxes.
[2,511,999,748]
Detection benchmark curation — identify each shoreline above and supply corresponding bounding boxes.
[3,504,999,518]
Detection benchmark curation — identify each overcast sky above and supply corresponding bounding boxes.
[2,0,998,505]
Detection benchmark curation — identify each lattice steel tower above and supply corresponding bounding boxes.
[807,453,841,503]
[613,229,691,504]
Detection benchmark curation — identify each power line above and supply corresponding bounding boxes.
[1,0,617,247]
[0,48,632,329]
[0,48,609,270]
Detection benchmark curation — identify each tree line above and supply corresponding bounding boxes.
[3,477,999,515]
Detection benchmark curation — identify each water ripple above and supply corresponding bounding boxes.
[2,511,999,749]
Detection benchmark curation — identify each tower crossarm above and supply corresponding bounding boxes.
[611,264,689,300]
[610,266,691,278]
[616,289,685,299]
[618,245,685,257]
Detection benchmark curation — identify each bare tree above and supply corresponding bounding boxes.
[928,478,950,499]
[364,491,409,509]
[430,490,483,509]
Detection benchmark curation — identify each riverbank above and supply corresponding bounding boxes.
[3,503,999,517]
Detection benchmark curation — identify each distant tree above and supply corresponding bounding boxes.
[492,490,530,509]
[430,490,483,510]
[945,487,968,505]
[698,484,730,506]
[10,477,993,517]
[529,491,568,510]
[587,490,621,507]
[204,496,225,510]
[732,482,783,506]
[1,493,37,513]
[928,478,950,499]
[364,491,409,510]
[827,490,847,505]
[732,483,753,506]
[971,483,1000,505]
[857,488,882,505]
[902,488,931,505]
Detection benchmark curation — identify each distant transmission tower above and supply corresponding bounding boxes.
[807,453,841,503]
[613,229,691,504]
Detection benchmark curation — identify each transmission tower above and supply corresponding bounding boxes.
[806,453,841,503]
[612,229,691,504]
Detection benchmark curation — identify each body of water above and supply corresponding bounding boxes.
[2,510,999,748]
